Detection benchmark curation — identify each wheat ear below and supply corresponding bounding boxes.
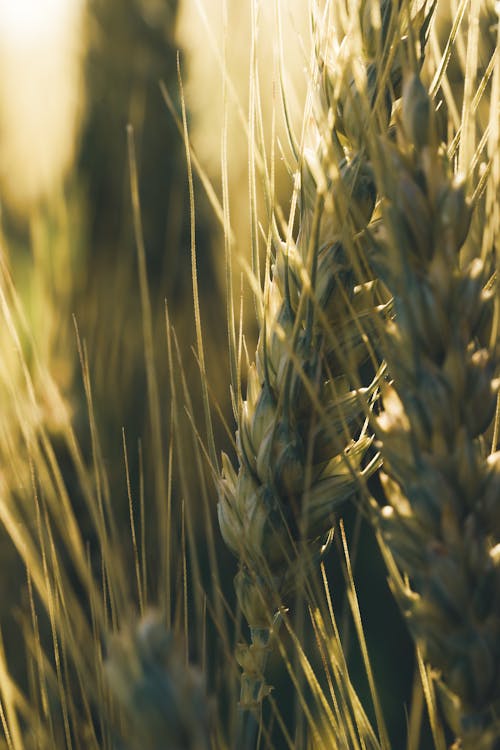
[372,72,500,749]
[217,0,432,718]
[105,611,211,750]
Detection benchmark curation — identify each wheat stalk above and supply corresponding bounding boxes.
[370,70,500,748]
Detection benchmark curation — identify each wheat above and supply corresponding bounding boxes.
[217,0,433,717]
[105,611,211,750]
[1,2,499,748]
[371,71,500,748]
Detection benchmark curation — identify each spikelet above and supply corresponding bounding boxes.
[105,611,211,750]
[217,0,433,714]
[372,73,500,748]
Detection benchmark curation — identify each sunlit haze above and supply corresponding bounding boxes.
[0,0,85,213]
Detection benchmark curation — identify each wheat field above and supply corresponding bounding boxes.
[0,0,498,748]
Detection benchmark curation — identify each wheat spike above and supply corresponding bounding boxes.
[105,611,211,750]
[372,72,500,748]
[218,0,433,715]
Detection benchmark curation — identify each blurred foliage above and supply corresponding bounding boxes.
[0,0,228,705]
[79,0,227,442]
